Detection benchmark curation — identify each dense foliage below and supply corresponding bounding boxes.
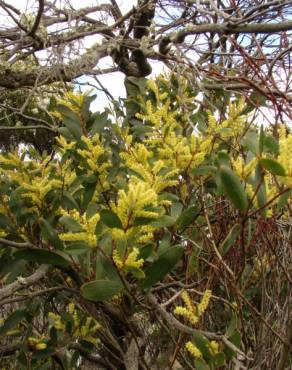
[0,74,291,369]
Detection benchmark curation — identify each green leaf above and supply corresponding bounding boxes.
[176,205,200,231]
[40,218,64,250]
[14,249,70,268]
[139,243,154,260]
[242,132,259,155]
[59,216,83,232]
[219,166,248,212]
[100,210,123,229]
[90,112,109,135]
[259,125,264,154]
[133,217,154,226]
[194,358,210,370]
[277,189,292,211]
[62,191,80,210]
[226,312,238,337]
[58,127,74,141]
[82,182,97,209]
[56,104,83,141]
[254,164,267,217]
[263,135,279,155]
[192,165,217,177]
[65,242,89,255]
[151,215,176,228]
[213,352,226,367]
[125,266,145,279]
[260,158,286,176]
[0,309,26,336]
[170,202,183,219]
[219,224,241,255]
[224,330,241,360]
[215,151,230,167]
[81,279,122,302]
[139,245,183,290]
[95,253,121,282]
[62,116,82,142]
[192,331,213,361]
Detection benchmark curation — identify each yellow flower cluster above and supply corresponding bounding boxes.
[111,179,159,228]
[59,210,100,247]
[198,289,212,315]
[206,98,247,140]
[22,175,62,208]
[185,341,202,358]
[232,157,257,181]
[174,290,212,325]
[28,337,48,350]
[52,90,88,119]
[77,135,110,176]
[113,248,144,271]
[277,126,292,187]
[48,312,65,331]
[120,143,178,194]
[48,304,101,345]
[209,340,219,354]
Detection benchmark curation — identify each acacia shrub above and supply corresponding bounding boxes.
[0,75,291,369]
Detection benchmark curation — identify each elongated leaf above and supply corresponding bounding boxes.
[254,164,267,211]
[90,112,109,135]
[95,253,121,282]
[63,117,82,141]
[277,189,292,211]
[0,309,26,336]
[139,245,183,290]
[151,215,176,228]
[176,205,200,231]
[81,279,122,302]
[263,135,279,155]
[14,249,70,268]
[40,218,64,250]
[59,216,83,232]
[219,224,241,255]
[260,158,286,176]
[62,191,80,210]
[219,166,248,212]
[194,359,210,370]
[213,353,226,367]
[242,132,259,155]
[192,331,212,361]
[82,182,97,209]
[100,210,123,229]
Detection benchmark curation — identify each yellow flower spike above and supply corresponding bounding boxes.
[36,342,47,350]
[198,289,212,315]
[59,210,100,248]
[173,306,199,325]
[277,126,292,187]
[28,337,38,345]
[113,250,124,269]
[181,291,194,312]
[125,248,144,269]
[209,340,219,354]
[68,303,75,315]
[185,341,202,358]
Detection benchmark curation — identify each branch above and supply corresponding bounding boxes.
[0,265,49,301]
[0,125,56,132]
[28,0,44,37]
[0,238,34,249]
